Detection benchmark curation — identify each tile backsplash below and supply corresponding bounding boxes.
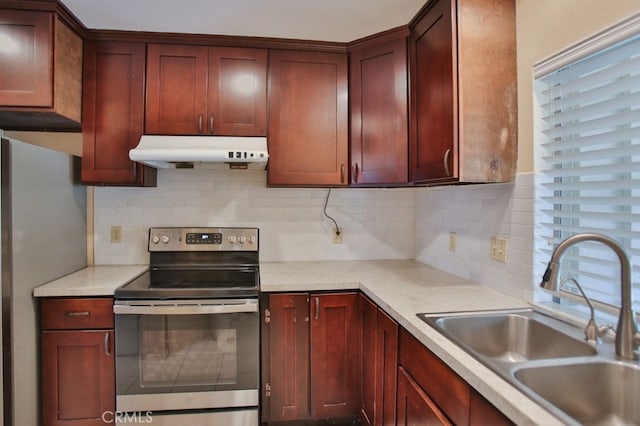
[94,170,535,301]
[93,169,415,264]
[414,173,535,302]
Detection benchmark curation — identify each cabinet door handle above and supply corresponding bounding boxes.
[198,114,204,133]
[209,114,214,134]
[314,297,319,320]
[340,164,345,184]
[444,148,452,177]
[352,163,359,183]
[65,311,90,317]
[104,332,111,356]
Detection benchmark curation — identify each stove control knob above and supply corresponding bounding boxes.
[239,235,246,244]
[151,235,160,244]
[249,235,256,244]
[161,235,170,244]
[228,235,236,244]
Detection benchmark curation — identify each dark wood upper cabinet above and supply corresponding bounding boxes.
[349,29,409,186]
[81,40,156,186]
[0,9,82,131]
[409,0,517,184]
[267,50,349,186]
[145,44,267,136]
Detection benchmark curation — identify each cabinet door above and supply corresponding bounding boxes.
[360,295,377,424]
[350,31,408,185]
[399,329,469,425]
[469,390,514,426]
[268,50,349,186]
[145,43,209,134]
[409,0,457,182]
[376,309,398,426]
[310,293,361,418]
[82,40,156,186]
[397,367,452,426]
[0,10,52,107]
[266,293,311,422]
[208,47,267,136]
[42,330,114,426]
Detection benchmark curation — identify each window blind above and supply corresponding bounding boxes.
[535,31,640,314]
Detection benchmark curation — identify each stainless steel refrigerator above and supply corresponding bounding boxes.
[1,136,87,426]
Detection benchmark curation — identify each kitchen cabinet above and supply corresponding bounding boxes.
[81,40,156,186]
[263,292,361,422]
[0,8,82,130]
[399,328,468,425]
[40,297,115,426]
[267,50,349,186]
[469,389,514,426]
[360,294,398,425]
[349,28,409,186]
[145,44,267,136]
[409,0,517,184]
[398,328,512,426]
[263,293,310,422]
[397,366,452,425]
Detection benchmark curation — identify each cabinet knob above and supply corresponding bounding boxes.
[198,114,204,133]
[209,114,214,134]
[352,163,359,183]
[341,164,345,184]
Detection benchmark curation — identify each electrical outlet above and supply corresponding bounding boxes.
[490,237,508,262]
[332,228,343,244]
[111,226,122,244]
[449,232,457,252]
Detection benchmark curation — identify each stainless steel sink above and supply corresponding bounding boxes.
[514,362,640,425]
[417,308,640,425]
[428,312,596,362]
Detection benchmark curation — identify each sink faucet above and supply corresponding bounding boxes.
[540,233,639,360]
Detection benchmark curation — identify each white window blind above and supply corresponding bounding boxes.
[535,28,640,315]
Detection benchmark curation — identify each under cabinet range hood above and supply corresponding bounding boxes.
[129,136,269,169]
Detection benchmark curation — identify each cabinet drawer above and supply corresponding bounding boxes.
[41,298,114,330]
[399,329,469,425]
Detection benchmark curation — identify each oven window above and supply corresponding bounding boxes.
[116,311,258,395]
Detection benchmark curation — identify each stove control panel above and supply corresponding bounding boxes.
[148,227,258,252]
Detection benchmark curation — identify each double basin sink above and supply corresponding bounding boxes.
[418,309,640,425]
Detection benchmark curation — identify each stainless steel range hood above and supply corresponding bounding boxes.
[129,135,268,169]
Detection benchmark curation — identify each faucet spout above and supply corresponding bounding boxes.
[541,233,638,360]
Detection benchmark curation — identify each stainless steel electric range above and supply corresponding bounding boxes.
[114,227,260,425]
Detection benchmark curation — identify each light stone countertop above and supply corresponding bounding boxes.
[33,259,562,425]
[32,265,148,297]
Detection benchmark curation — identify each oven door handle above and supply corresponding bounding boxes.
[113,300,258,315]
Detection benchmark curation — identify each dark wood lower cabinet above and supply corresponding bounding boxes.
[264,292,512,425]
[265,293,311,422]
[41,297,115,426]
[397,367,452,426]
[264,292,361,423]
[360,294,398,426]
[310,293,361,419]
[42,330,115,426]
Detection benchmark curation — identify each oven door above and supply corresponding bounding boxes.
[113,299,259,413]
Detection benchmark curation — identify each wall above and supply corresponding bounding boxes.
[93,170,414,264]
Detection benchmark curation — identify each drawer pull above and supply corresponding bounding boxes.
[104,333,111,356]
[65,311,90,317]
